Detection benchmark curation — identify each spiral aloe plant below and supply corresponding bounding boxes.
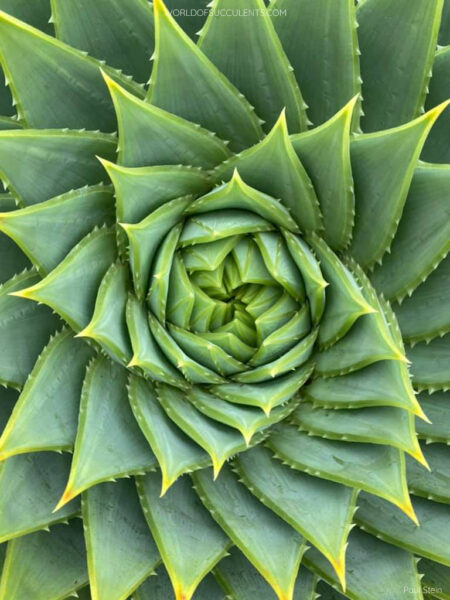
[0,0,449,599]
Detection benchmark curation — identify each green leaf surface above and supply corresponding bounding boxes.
[103,161,212,226]
[0,329,93,459]
[214,363,313,414]
[79,262,132,364]
[56,357,157,508]
[0,194,29,283]
[126,295,187,388]
[307,234,371,348]
[135,565,224,600]
[0,68,13,116]
[158,383,250,477]
[291,98,356,249]
[305,360,425,418]
[51,0,154,83]
[0,10,144,130]
[235,445,356,587]
[0,452,79,544]
[199,0,307,133]
[148,0,263,152]
[13,227,116,331]
[123,196,191,299]
[406,443,450,504]
[356,492,450,565]
[128,375,209,494]
[0,386,16,435]
[419,558,450,600]
[395,254,450,344]
[137,471,229,600]
[0,130,116,206]
[83,479,160,600]
[293,403,425,465]
[357,0,443,131]
[423,47,450,164]
[304,527,423,600]
[106,75,231,169]
[0,0,53,34]
[0,269,60,388]
[271,0,360,128]
[407,335,450,393]
[193,465,306,600]
[0,521,88,600]
[371,164,450,303]
[415,392,450,443]
[0,185,115,275]
[349,105,447,268]
[268,424,416,520]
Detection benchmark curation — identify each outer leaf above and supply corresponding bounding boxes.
[199,0,307,133]
[55,357,157,510]
[420,558,450,600]
[349,104,448,268]
[394,255,450,344]
[0,452,79,543]
[235,445,356,588]
[415,392,450,443]
[193,465,306,600]
[0,521,88,600]
[128,375,209,495]
[371,164,450,303]
[12,227,117,331]
[406,444,450,504]
[0,185,115,275]
[304,528,423,600]
[83,479,160,600]
[0,329,93,459]
[78,262,132,364]
[0,130,116,206]
[105,74,231,169]
[135,565,224,600]
[268,424,416,521]
[137,471,230,600]
[102,160,212,226]
[357,0,443,131]
[356,492,450,565]
[148,0,263,152]
[0,0,53,34]
[0,269,60,388]
[406,335,450,393]
[0,386,16,435]
[51,0,154,83]
[0,194,29,283]
[423,47,450,164]
[291,98,356,249]
[0,10,144,130]
[271,0,360,128]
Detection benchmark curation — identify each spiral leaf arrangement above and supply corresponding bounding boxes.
[0,0,449,599]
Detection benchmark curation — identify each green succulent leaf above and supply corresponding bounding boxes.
[419,558,450,600]
[0,521,88,600]
[0,194,29,283]
[349,104,448,269]
[406,443,450,504]
[415,392,450,443]
[0,0,53,34]
[148,0,263,152]
[268,424,416,521]
[0,329,93,459]
[406,335,450,393]
[128,375,209,494]
[51,0,155,83]
[271,0,360,129]
[356,492,450,566]
[0,185,115,275]
[55,357,157,509]
[357,0,443,131]
[194,465,306,600]
[0,130,116,206]
[137,471,230,600]
[198,0,307,133]
[83,479,160,600]
[0,269,61,388]
[135,565,224,600]
[304,527,423,600]
[371,164,450,304]
[0,452,79,543]
[423,46,450,164]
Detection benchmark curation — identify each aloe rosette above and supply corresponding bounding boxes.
[0,0,449,599]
